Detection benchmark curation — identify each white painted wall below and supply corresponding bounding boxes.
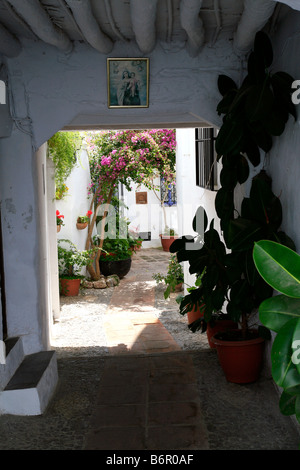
[56,145,93,254]
[264,10,300,251]
[176,128,221,292]
[123,178,178,249]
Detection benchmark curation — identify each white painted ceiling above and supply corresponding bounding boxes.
[0,0,298,61]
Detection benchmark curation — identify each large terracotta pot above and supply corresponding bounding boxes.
[206,318,238,349]
[212,330,265,383]
[159,235,178,252]
[99,257,132,279]
[60,278,81,296]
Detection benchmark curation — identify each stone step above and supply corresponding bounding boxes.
[0,350,58,415]
[0,337,25,390]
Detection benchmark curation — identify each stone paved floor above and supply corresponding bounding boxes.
[0,248,299,450]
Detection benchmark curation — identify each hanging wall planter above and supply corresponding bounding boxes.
[76,222,88,230]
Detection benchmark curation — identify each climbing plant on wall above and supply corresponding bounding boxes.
[48,131,82,199]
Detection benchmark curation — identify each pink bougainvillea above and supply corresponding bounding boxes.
[86,129,176,203]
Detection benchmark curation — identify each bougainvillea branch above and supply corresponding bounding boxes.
[85,129,176,280]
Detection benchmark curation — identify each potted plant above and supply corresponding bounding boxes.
[153,254,184,299]
[56,210,64,233]
[171,171,295,381]
[160,227,178,252]
[253,240,300,425]
[58,239,96,296]
[95,236,133,279]
[77,210,93,230]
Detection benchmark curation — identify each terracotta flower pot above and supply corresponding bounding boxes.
[175,283,183,292]
[206,319,238,349]
[59,278,81,296]
[212,330,265,384]
[76,222,88,230]
[57,225,61,233]
[187,304,205,325]
[159,235,178,252]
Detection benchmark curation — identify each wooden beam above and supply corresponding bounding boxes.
[180,0,204,57]
[130,0,158,54]
[65,0,114,53]
[7,0,72,52]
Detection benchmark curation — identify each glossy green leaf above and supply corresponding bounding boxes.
[253,241,300,298]
[279,390,296,416]
[217,74,237,96]
[215,118,244,156]
[245,84,274,122]
[271,318,300,388]
[259,295,300,332]
[236,154,249,184]
[215,188,234,220]
[254,31,273,68]
[227,218,262,251]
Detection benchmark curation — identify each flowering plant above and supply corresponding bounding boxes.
[77,210,93,224]
[83,129,176,280]
[55,183,69,200]
[57,239,97,278]
[56,210,65,226]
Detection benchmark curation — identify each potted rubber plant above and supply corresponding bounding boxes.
[58,239,96,296]
[171,171,295,382]
[253,240,300,424]
[211,172,295,383]
[153,254,184,299]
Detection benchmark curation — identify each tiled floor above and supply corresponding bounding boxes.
[103,249,182,354]
[84,248,209,450]
[84,353,209,450]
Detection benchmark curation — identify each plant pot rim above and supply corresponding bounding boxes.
[212,329,264,347]
[159,234,178,239]
[59,275,82,280]
[100,256,131,262]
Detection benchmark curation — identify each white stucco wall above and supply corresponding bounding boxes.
[56,145,93,252]
[123,178,178,249]
[264,10,300,251]
[176,128,221,292]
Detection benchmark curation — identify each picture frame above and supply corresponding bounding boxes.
[107,58,149,108]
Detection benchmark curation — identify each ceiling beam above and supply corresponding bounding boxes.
[180,0,205,57]
[130,0,158,54]
[234,0,276,54]
[271,0,300,10]
[7,0,72,53]
[65,0,114,53]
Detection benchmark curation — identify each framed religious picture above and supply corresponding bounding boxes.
[107,58,149,108]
